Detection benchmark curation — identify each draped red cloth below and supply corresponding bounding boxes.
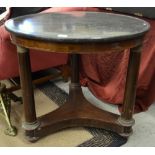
[45,7,155,113]
[80,16,155,113]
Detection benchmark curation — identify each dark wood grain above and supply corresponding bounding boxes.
[5,12,150,142]
[17,46,37,123]
[11,34,143,54]
[118,45,142,136]
[121,45,142,120]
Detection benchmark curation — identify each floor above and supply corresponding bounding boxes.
[55,80,155,147]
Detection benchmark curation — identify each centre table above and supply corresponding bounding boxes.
[5,11,150,142]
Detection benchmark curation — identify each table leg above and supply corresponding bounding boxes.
[118,45,142,136]
[70,54,79,83]
[17,46,40,141]
[69,54,81,95]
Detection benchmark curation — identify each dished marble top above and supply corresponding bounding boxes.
[5,11,150,43]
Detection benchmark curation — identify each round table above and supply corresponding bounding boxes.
[5,11,150,142]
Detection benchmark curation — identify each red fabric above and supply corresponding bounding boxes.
[45,7,155,113]
[42,7,99,13]
[80,11,155,113]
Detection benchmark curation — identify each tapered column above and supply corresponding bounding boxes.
[68,54,82,104]
[70,54,80,84]
[118,45,142,136]
[17,46,40,141]
[69,54,80,89]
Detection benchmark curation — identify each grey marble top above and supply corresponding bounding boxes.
[5,11,150,43]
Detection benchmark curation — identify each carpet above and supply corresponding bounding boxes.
[0,80,127,147]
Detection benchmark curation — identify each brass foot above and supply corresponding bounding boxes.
[25,134,39,143]
[119,130,133,137]
[4,126,17,136]
[117,116,134,137]
[117,117,135,127]
[0,82,18,136]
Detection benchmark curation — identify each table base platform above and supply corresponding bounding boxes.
[23,85,131,142]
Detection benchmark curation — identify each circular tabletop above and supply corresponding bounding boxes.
[5,11,150,43]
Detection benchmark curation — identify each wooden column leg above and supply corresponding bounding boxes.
[69,54,81,90]
[17,46,40,141]
[70,54,80,84]
[118,45,142,136]
[68,54,82,103]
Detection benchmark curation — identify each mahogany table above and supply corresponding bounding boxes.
[5,11,150,142]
